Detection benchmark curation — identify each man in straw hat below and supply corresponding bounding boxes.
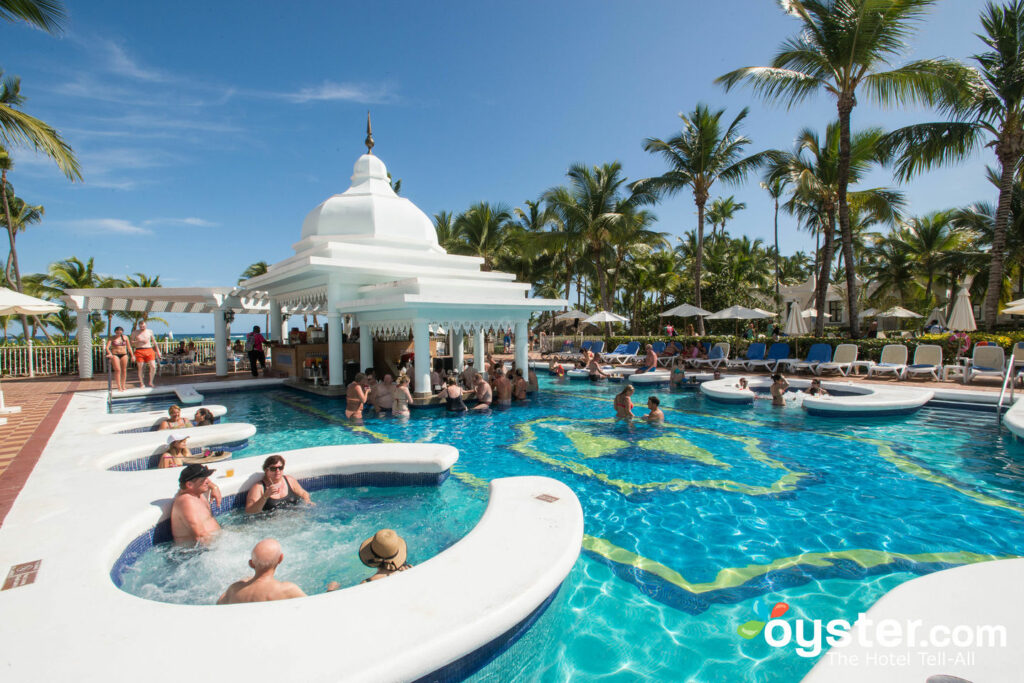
[218,539,306,604]
[326,528,413,591]
[171,464,221,545]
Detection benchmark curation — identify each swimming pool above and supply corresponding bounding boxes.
[113,378,1024,681]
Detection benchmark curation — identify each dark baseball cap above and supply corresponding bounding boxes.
[179,463,215,486]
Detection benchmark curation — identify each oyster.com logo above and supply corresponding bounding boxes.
[737,600,790,640]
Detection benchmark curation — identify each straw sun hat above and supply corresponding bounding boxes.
[359,529,407,569]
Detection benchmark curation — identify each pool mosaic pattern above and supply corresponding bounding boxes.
[111,378,1024,681]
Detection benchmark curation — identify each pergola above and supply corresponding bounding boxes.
[64,147,564,394]
[61,287,304,378]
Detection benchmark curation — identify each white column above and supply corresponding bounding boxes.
[76,309,93,379]
[214,310,228,377]
[514,320,529,373]
[413,319,431,397]
[453,329,464,371]
[327,279,344,387]
[269,298,282,343]
[359,323,373,372]
[474,327,485,373]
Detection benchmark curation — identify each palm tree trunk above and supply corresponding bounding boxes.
[773,197,781,308]
[985,150,1016,330]
[695,200,706,335]
[814,210,837,337]
[0,168,31,341]
[564,255,572,311]
[837,99,861,337]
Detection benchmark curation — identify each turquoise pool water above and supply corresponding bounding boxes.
[113,378,1024,681]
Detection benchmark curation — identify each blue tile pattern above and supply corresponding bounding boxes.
[107,438,250,472]
[109,470,450,587]
[412,585,561,683]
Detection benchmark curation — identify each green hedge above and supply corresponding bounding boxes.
[601,333,1024,362]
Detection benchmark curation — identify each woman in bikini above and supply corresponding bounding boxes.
[512,368,529,401]
[392,375,413,416]
[158,405,192,431]
[614,385,635,419]
[105,326,134,392]
[159,434,191,469]
[346,373,369,419]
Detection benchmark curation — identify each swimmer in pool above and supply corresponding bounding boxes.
[346,373,369,419]
[171,464,221,545]
[217,538,306,604]
[770,373,789,406]
[614,385,635,419]
[644,396,664,423]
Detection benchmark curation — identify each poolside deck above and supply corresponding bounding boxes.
[0,357,1012,529]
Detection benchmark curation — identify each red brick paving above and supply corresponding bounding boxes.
[0,377,78,527]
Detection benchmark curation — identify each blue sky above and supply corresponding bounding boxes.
[4,0,998,333]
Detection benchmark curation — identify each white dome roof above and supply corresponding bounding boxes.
[301,154,440,250]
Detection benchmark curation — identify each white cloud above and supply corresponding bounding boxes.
[281,81,397,104]
[57,218,153,235]
[100,39,170,83]
[143,217,219,227]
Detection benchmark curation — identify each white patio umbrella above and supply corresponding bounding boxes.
[858,308,878,318]
[800,308,831,319]
[582,311,629,325]
[705,305,775,320]
[659,303,711,317]
[0,287,61,316]
[783,300,809,335]
[878,306,923,319]
[925,307,948,328]
[1003,302,1024,316]
[752,307,778,317]
[947,285,977,331]
[0,288,61,410]
[554,309,588,322]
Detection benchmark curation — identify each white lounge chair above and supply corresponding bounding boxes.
[967,345,1006,384]
[816,343,858,376]
[692,342,730,369]
[866,344,909,380]
[904,344,943,381]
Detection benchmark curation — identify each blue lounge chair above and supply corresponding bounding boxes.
[606,341,641,365]
[693,342,731,369]
[651,341,666,354]
[746,343,790,372]
[791,343,832,373]
[590,340,605,354]
[727,342,765,369]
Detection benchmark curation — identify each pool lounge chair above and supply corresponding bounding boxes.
[746,342,790,372]
[657,342,683,366]
[815,343,857,376]
[606,341,641,365]
[790,343,832,374]
[692,342,730,369]
[727,342,765,369]
[967,345,1006,384]
[866,344,909,380]
[650,341,666,354]
[904,344,943,381]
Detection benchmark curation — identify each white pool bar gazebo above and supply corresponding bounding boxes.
[64,143,564,396]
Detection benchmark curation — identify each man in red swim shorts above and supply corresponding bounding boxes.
[131,320,161,388]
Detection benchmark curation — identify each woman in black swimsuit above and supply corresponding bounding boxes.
[435,376,467,412]
[244,455,314,513]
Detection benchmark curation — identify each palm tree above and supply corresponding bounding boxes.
[432,211,460,251]
[634,105,770,333]
[718,0,962,336]
[1,0,66,33]
[765,123,902,334]
[545,162,647,319]
[881,1,1024,328]
[761,177,788,308]
[450,202,513,270]
[706,195,747,237]
[239,261,269,284]
[898,211,959,306]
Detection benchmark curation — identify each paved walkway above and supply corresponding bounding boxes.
[0,377,78,526]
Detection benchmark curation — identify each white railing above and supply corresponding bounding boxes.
[0,339,223,377]
[997,351,1017,425]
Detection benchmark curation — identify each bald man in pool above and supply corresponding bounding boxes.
[217,538,306,604]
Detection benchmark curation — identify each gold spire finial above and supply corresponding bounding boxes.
[365,111,375,155]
